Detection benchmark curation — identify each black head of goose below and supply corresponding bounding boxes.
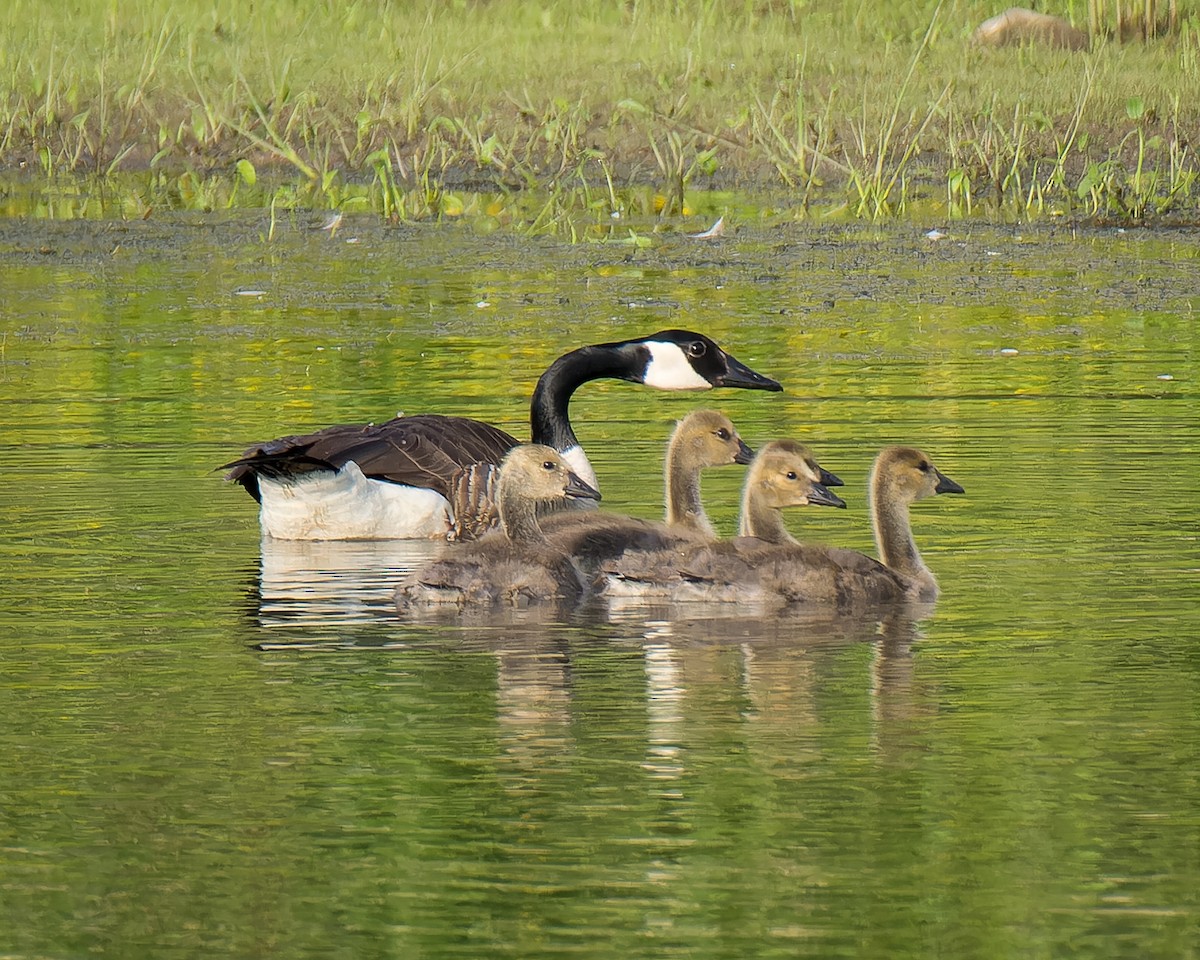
[395,444,601,609]
[223,330,781,542]
[540,408,753,564]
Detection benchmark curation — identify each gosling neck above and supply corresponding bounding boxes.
[664,435,715,538]
[739,485,797,545]
[497,484,547,545]
[871,472,937,597]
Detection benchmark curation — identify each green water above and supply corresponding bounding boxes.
[2,213,1198,959]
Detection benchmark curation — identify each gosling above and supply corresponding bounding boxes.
[739,439,847,544]
[602,438,846,595]
[395,444,600,609]
[540,409,756,566]
[603,444,962,606]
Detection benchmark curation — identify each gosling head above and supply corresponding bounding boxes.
[747,440,846,509]
[873,446,965,504]
[499,444,602,505]
[671,409,755,467]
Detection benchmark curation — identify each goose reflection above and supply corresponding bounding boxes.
[252,537,439,630]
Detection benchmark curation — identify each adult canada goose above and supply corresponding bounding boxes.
[540,409,754,565]
[223,330,781,542]
[395,444,601,608]
[602,445,962,606]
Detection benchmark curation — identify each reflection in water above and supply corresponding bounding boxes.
[253,543,589,768]
[494,637,576,779]
[644,638,686,782]
[249,541,937,797]
[254,537,440,628]
[870,604,938,759]
[252,543,936,756]
[609,601,933,777]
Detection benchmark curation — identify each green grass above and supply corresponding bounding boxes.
[2,0,1199,225]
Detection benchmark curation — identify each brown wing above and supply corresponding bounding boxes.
[603,539,912,607]
[752,544,911,606]
[542,512,693,567]
[445,462,501,542]
[223,414,520,503]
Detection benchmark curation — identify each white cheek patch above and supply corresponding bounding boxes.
[642,342,714,391]
[560,445,599,491]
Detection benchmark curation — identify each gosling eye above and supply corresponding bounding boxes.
[687,340,707,358]
[785,471,798,481]
[543,460,557,471]
[918,461,931,473]
[715,427,730,441]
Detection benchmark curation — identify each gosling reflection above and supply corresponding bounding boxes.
[605,603,933,777]
[870,604,938,760]
[456,602,937,797]
[494,637,575,775]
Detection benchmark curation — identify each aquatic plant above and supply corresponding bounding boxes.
[2,0,1200,230]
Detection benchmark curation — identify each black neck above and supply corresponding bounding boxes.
[529,343,644,451]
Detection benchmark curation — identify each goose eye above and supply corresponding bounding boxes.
[716,428,730,440]
[918,461,931,473]
[543,460,556,471]
[785,471,798,481]
[688,340,707,358]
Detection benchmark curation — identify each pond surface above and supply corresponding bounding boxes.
[2,211,1198,959]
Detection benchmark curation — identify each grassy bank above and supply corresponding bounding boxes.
[2,0,1199,226]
